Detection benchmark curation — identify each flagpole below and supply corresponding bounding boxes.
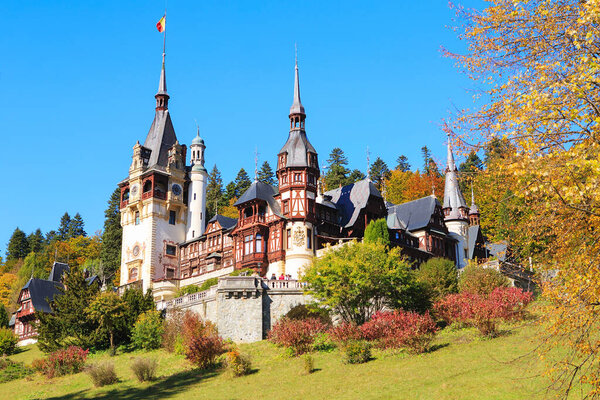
[163,9,167,57]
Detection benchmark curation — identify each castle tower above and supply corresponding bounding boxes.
[442,134,469,268]
[186,129,208,241]
[274,56,319,279]
[119,52,188,295]
[468,186,480,226]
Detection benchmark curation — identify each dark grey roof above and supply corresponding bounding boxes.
[234,181,283,217]
[386,212,407,230]
[467,225,484,259]
[324,179,382,228]
[278,130,317,168]
[48,262,69,282]
[387,195,440,231]
[8,314,15,327]
[208,215,238,230]
[23,278,63,314]
[486,242,508,261]
[143,110,177,168]
[86,275,100,286]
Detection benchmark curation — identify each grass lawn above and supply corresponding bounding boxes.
[1,320,549,400]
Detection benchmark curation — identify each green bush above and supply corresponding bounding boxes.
[87,362,118,387]
[416,258,459,303]
[132,310,164,350]
[0,359,33,383]
[225,349,252,377]
[364,218,390,246]
[284,304,332,325]
[131,357,157,382]
[199,277,219,291]
[312,332,336,352]
[0,305,9,328]
[176,285,201,297]
[458,264,510,296]
[0,328,18,356]
[302,354,314,374]
[341,340,372,364]
[230,268,255,277]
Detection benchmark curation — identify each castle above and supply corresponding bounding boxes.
[117,51,488,303]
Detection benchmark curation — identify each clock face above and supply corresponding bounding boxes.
[172,184,182,196]
[132,245,140,257]
[131,184,139,195]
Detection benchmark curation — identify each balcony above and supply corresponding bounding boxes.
[140,190,167,201]
[16,307,34,319]
[241,215,266,226]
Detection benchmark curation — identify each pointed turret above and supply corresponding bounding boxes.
[469,185,480,226]
[442,134,468,221]
[289,57,305,116]
[143,52,177,168]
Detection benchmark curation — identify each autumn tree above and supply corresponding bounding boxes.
[448,0,600,394]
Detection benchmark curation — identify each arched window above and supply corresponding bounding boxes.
[129,267,138,281]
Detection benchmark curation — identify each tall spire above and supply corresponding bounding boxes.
[155,52,169,110]
[443,133,468,220]
[289,46,305,116]
[446,132,456,172]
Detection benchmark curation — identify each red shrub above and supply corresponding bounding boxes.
[268,317,330,355]
[434,287,533,337]
[182,311,226,368]
[328,322,364,344]
[361,311,438,353]
[34,346,89,378]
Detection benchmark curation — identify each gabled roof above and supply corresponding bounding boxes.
[48,262,69,282]
[386,212,407,230]
[387,195,440,231]
[22,278,63,314]
[324,179,382,228]
[234,181,283,217]
[143,110,177,168]
[208,214,238,230]
[467,225,485,259]
[278,130,317,168]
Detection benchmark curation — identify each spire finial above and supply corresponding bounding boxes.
[471,182,475,205]
[446,132,456,171]
[290,45,305,116]
[254,147,259,182]
[366,146,371,180]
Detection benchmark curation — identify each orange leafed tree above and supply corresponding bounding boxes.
[447,0,600,395]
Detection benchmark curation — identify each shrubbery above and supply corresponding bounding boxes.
[131,357,157,382]
[458,264,510,296]
[0,328,18,356]
[87,362,118,387]
[328,322,364,344]
[32,346,89,378]
[162,309,185,354]
[341,340,371,364]
[132,310,164,350]
[434,287,533,337]
[302,354,314,374]
[361,310,438,353]
[199,278,219,291]
[176,285,201,298]
[225,349,252,377]
[0,358,33,383]
[416,258,458,303]
[311,332,336,352]
[284,304,331,325]
[182,311,225,369]
[268,318,330,356]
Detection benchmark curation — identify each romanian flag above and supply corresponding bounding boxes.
[156,15,166,32]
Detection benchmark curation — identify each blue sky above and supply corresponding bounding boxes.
[0,0,484,255]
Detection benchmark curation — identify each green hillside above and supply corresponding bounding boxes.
[1,319,550,400]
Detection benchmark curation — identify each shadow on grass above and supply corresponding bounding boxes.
[427,343,450,353]
[45,368,218,400]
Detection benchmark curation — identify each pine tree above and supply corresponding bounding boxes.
[0,304,9,328]
[223,181,237,202]
[421,146,432,174]
[68,213,86,238]
[57,212,71,241]
[27,229,45,253]
[348,169,366,184]
[234,168,252,198]
[100,188,122,281]
[45,230,58,244]
[368,157,391,192]
[258,161,277,186]
[395,155,411,172]
[206,165,224,221]
[363,219,390,246]
[324,148,351,190]
[6,228,29,260]
[36,266,101,352]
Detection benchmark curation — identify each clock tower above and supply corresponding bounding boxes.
[118,52,188,294]
[274,57,319,279]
